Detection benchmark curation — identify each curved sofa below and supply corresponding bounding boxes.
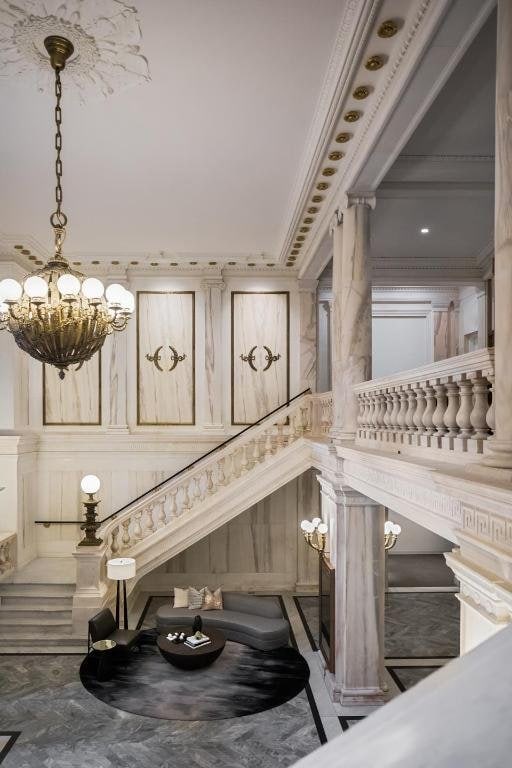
[155,592,289,651]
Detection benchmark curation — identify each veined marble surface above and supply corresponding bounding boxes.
[433,307,458,362]
[299,289,316,392]
[232,292,289,424]
[137,292,195,425]
[43,356,100,425]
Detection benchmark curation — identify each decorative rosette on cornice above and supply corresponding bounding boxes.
[0,0,150,101]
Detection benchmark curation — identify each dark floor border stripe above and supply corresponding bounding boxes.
[135,594,327,746]
[386,666,406,692]
[293,596,318,652]
[338,716,365,732]
[0,732,20,764]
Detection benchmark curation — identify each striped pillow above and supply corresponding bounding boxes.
[188,586,206,610]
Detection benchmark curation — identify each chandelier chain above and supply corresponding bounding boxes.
[51,66,67,230]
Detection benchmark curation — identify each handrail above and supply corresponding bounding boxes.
[34,388,311,526]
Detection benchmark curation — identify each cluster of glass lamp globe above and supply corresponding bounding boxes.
[300,516,402,555]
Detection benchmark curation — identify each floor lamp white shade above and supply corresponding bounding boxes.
[107,557,136,581]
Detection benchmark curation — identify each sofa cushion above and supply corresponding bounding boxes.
[222,592,283,619]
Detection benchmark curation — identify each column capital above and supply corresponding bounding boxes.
[329,208,343,235]
[200,278,225,292]
[343,192,376,210]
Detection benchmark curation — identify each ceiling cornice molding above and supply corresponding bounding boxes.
[377,181,494,198]
[276,0,379,263]
[299,0,496,279]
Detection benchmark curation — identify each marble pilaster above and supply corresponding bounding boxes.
[318,475,386,705]
[330,199,373,442]
[201,279,225,429]
[298,280,318,393]
[484,0,512,468]
[105,327,128,431]
[316,299,332,393]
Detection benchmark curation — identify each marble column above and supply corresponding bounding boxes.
[485,0,512,468]
[298,280,317,393]
[201,279,225,429]
[318,475,386,705]
[296,469,320,592]
[330,198,373,442]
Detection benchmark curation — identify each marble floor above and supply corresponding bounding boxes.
[0,597,324,768]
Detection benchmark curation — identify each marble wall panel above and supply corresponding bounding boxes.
[137,292,195,425]
[231,291,289,424]
[142,477,318,592]
[43,355,101,425]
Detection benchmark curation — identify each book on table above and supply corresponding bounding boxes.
[185,633,210,648]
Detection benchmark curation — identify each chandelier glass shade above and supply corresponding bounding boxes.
[0,35,134,379]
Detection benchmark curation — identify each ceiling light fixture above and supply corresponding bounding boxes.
[420,227,430,234]
[0,36,134,379]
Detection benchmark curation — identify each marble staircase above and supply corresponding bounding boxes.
[0,558,86,652]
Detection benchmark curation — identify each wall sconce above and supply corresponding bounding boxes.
[300,517,328,555]
[384,520,402,551]
[78,474,103,547]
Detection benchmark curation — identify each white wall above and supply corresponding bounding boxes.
[389,511,451,555]
[372,314,431,377]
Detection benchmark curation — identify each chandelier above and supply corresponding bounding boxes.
[0,35,134,379]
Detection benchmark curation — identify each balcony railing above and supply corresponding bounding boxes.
[0,532,16,581]
[353,348,494,458]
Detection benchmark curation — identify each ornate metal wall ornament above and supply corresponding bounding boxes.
[0,0,150,102]
[146,345,186,372]
[240,345,280,372]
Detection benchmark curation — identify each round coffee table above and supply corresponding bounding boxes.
[157,628,226,670]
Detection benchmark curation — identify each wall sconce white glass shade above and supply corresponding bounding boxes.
[80,474,101,495]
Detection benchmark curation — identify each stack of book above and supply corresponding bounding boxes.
[185,632,211,649]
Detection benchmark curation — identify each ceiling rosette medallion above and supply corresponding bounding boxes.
[0,0,150,100]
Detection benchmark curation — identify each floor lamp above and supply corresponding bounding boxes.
[107,557,136,629]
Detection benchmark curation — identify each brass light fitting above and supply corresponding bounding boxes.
[365,55,384,71]
[0,35,134,379]
[316,182,329,190]
[300,518,328,555]
[328,151,344,161]
[378,19,399,38]
[353,85,370,100]
[344,110,361,123]
[335,132,352,143]
[322,167,336,176]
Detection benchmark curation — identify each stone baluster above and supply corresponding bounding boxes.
[358,394,368,431]
[240,445,249,474]
[413,384,426,437]
[276,420,286,449]
[192,477,202,504]
[181,482,191,511]
[432,382,448,436]
[405,386,417,435]
[145,504,155,536]
[205,468,215,495]
[121,518,131,548]
[443,381,460,437]
[383,391,393,433]
[367,393,376,434]
[397,388,408,436]
[133,511,143,540]
[156,500,166,529]
[389,389,400,434]
[357,394,365,433]
[376,392,386,433]
[217,457,226,485]
[252,438,262,464]
[168,489,178,520]
[470,376,491,439]
[230,450,240,478]
[110,526,120,555]
[486,373,496,433]
[422,383,436,436]
[456,377,474,438]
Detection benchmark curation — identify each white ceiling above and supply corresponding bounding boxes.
[0,0,345,260]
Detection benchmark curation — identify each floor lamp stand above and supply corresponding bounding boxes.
[115,580,129,629]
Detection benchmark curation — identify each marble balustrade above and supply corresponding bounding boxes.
[0,532,16,580]
[98,392,331,559]
[354,348,494,456]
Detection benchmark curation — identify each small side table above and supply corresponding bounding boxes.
[92,639,117,681]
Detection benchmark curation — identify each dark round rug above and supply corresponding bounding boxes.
[80,630,310,721]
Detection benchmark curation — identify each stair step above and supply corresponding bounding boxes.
[0,636,86,653]
[0,620,73,637]
[0,607,72,621]
[0,583,75,597]
[0,596,72,608]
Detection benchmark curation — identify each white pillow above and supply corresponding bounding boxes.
[173,587,189,608]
